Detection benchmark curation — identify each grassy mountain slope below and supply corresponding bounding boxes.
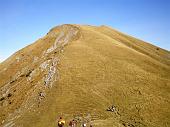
[0,24,170,127]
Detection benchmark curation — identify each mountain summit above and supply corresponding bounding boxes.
[0,24,170,127]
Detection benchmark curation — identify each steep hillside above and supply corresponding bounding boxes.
[0,24,170,127]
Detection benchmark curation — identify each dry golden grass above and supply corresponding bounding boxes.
[0,24,170,127]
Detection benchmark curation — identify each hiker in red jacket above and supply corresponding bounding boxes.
[69,119,77,127]
[69,120,73,127]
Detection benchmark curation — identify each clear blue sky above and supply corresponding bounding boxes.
[0,0,170,62]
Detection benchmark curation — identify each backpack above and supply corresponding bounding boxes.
[58,120,65,126]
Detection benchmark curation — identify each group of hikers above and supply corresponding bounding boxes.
[58,117,92,127]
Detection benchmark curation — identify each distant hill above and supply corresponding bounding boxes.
[0,24,170,127]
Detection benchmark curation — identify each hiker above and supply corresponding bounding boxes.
[72,119,77,127]
[69,120,73,127]
[58,117,65,127]
[69,119,77,127]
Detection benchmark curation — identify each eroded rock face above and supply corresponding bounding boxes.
[40,58,59,87]
[0,24,81,127]
[45,24,80,54]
